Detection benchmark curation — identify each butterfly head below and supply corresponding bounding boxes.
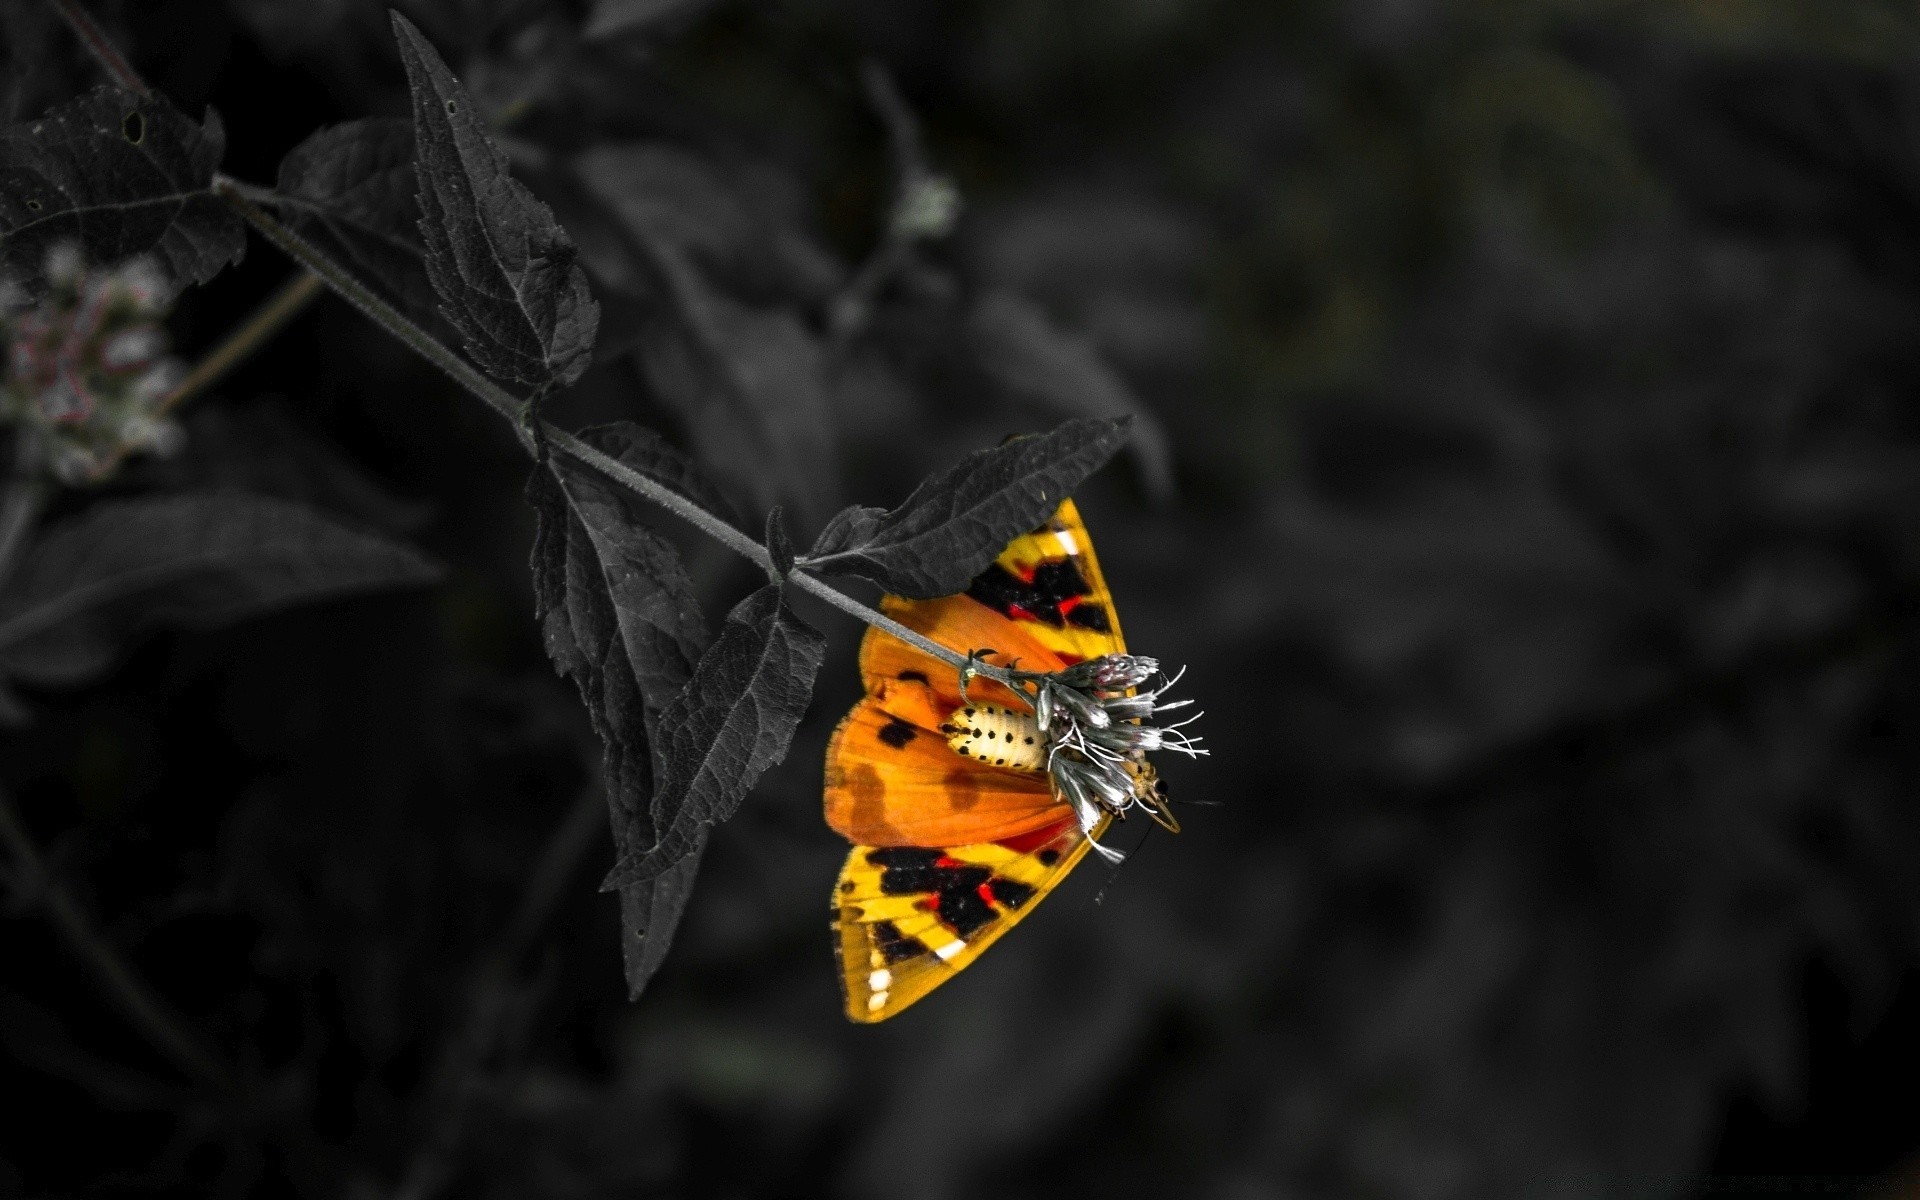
[988,654,1206,861]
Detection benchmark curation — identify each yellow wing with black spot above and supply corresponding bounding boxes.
[834,816,1108,1022]
[879,497,1127,667]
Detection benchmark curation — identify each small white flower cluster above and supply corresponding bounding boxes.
[2,244,184,484]
[1024,654,1206,862]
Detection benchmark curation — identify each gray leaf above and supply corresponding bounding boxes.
[529,424,716,997]
[274,117,441,331]
[601,583,824,889]
[0,86,242,293]
[392,13,599,390]
[804,416,1132,598]
[0,492,440,687]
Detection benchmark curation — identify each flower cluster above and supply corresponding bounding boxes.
[2,245,184,484]
[1021,654,1205,861]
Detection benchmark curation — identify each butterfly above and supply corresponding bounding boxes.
[823,498,1158,1021]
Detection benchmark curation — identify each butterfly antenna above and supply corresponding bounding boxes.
[1092,822,1156,906]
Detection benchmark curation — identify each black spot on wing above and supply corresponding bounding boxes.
[1067,603,1111,633]
[1036,848,1062,867]
[873,919,928,965]
[988,877,1037,909]
[865,847,999,938]
[935,889,997,937]
[877,718,918,749]
[897,669,930,684]
[966,559,1094,628]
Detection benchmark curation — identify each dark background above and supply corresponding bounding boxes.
[5,0,1920,1196]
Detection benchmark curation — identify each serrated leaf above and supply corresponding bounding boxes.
[0,493,439,687]
[391,12,599,390]
[804,416,1133,598]
[0,85,243,293]
[602,583,825,890]
[274,117,442,331]
[529,424,715,997]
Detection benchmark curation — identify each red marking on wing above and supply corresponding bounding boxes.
[1057,595,1084,617]
[995,818,1076,855]
[975,881,998,908]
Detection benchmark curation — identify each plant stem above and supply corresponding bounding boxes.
[158,271,325,417]
[213,180,529,437]
[212,178,1004,684]
[0,786,232,1093]
[47,0,149,95]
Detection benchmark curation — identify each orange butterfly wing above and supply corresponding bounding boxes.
[825,499,1128,1021]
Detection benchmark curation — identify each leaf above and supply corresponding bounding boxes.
[573,144,841,518]
[391,12,599,390]
[601,583,825,890]
[274,117,441,331]
[764,506,794,578]
[529,423,715,997]
[0,85,243,294]
[969,292,1176,503]
[571,421,745,534]
[804,416,1133,598]
[0,492,440,688]
[631,264,839,522]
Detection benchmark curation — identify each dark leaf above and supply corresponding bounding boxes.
[574,145,841,517]
[582,0,711,40]
[601,583,825,889]
[0,85,243,293]
[391,12,599,389]
[149,400,435,535]
[530,423,713,997]
[274,117,442,330]
[764,506,793,578]
[617,830,707,995]
[0,492,439,687]
[632,264,839,522]
[572,143,841,302]
[804,415,1132,598]
[573,421,744,534]
[969,292,1176,503]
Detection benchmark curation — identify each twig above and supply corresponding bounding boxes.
[76,271,328,486]
[211,177,1002,684]
[46,0,149,95]
[0,785,233,1093]
[390,781,607,1200]
[158,271,325,417]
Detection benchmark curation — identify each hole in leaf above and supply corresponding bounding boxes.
[122,111,144,144]
[445,99,457,114]
[26,198,42,211]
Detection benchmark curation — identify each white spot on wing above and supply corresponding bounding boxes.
[867,991,888,1012]
[869,968,892,992]
[1054,530,1079,556]
[934,939,965,961]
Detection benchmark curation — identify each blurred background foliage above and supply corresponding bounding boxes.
[5,0,1920,1196]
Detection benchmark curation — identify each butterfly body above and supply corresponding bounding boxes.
[825,499,1140,1022]
[942,703,1046,771]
